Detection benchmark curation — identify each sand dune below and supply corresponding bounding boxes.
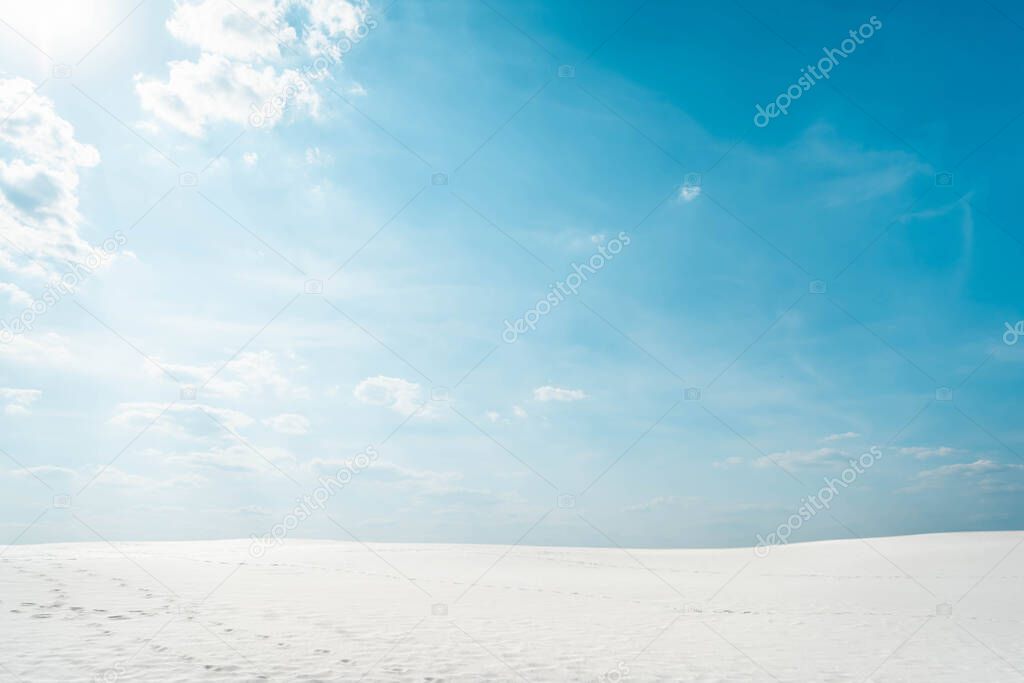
[1,531,1022,681]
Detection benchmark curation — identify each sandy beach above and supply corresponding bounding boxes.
[2,531,1022,681]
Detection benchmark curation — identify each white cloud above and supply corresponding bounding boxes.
[823,431,860,442]
[86,465,205,490]
[347,460,505,504]
[364,461,461,489]
[790,124,929,208]
[137,0,372,137]
[301,0,372,57]
[9,464,75,481]
[218,350,305,397]
[303,458,462,495]
[0,78,102,278]
[897,446,958,460]
[166,0,292,61]
[909,459,1024,493]
[305,146,333,166]
[166,443,293,474]
[236,504,272,517]
[485,405,528,424]
[264,413,310,435]
[0,388,41,415]
[679,185,701,201]
[0,332,74,367]
[713,456,745,469]
[0,282,32,307]
[353,375,425,416]
[924,459,1007,476]
[621,495,696,513]
[754,447,846,470]
[135,53,321,137]
[148,351,307,399]
[533,385,587,402]
[9,463,202,490]
[110,402,254,439]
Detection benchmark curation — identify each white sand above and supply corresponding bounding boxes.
[1,531,1022,681]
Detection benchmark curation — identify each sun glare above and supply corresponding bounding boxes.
[1,1,120,62]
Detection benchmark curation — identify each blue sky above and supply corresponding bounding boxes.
[1,0,1023,549]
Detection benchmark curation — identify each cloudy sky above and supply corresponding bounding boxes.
[1,0,1023,549]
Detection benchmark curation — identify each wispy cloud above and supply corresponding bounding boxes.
[110,402,254,438]
[897,446,959,460]
[353,376,433,416]
[0,388,41,416]
[533,386,587,402]
[621,495,698,513]
[822,432,860,442]
[263,413,310,435]
[754,448,846,470]
[908,459,1024,493]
